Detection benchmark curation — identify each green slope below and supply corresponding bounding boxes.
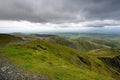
[0,34,22,47]
[0,34,120,80]
[88,48,120,57]
[88,47,120,74]
[1,39,120,80]
[99,55,120,73]
[48,37,108,52]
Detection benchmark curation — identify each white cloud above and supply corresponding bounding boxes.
[0,20,57,33]
[0,20,120,33]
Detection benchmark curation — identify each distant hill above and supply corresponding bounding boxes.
[35,34,58,38]
[0,34,22,47]
[88,48,120,57]
[48,37,111,52]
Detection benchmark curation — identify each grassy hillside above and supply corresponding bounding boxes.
[0,34,120,80]
[88,48,120,57]
[48,37,110,52]
[0,39,119,80]
[0,34,22,47]
[99,55,120,73]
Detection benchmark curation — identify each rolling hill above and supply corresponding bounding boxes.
[0,34,120,80]
[0,34,22,47]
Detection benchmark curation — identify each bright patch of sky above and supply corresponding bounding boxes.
[0,20,120,33]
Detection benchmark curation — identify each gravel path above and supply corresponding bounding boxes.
[0,58,49,80]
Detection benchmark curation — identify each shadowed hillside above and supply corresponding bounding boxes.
[0,34,22,47]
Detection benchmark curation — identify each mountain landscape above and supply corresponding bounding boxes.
[0,33,120,80]
[1,0,120,80]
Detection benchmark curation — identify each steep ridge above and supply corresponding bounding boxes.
[99,55,120,73]
[88,48,120,57]
[88,47,120,80]
[88,47,120,72]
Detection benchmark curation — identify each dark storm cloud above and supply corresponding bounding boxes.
[0,0,120,23]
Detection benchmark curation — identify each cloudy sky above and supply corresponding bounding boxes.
[0,0,120,33]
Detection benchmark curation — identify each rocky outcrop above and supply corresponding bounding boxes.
[0,59,49,80]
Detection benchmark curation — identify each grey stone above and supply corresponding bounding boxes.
[0,58,49,80]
